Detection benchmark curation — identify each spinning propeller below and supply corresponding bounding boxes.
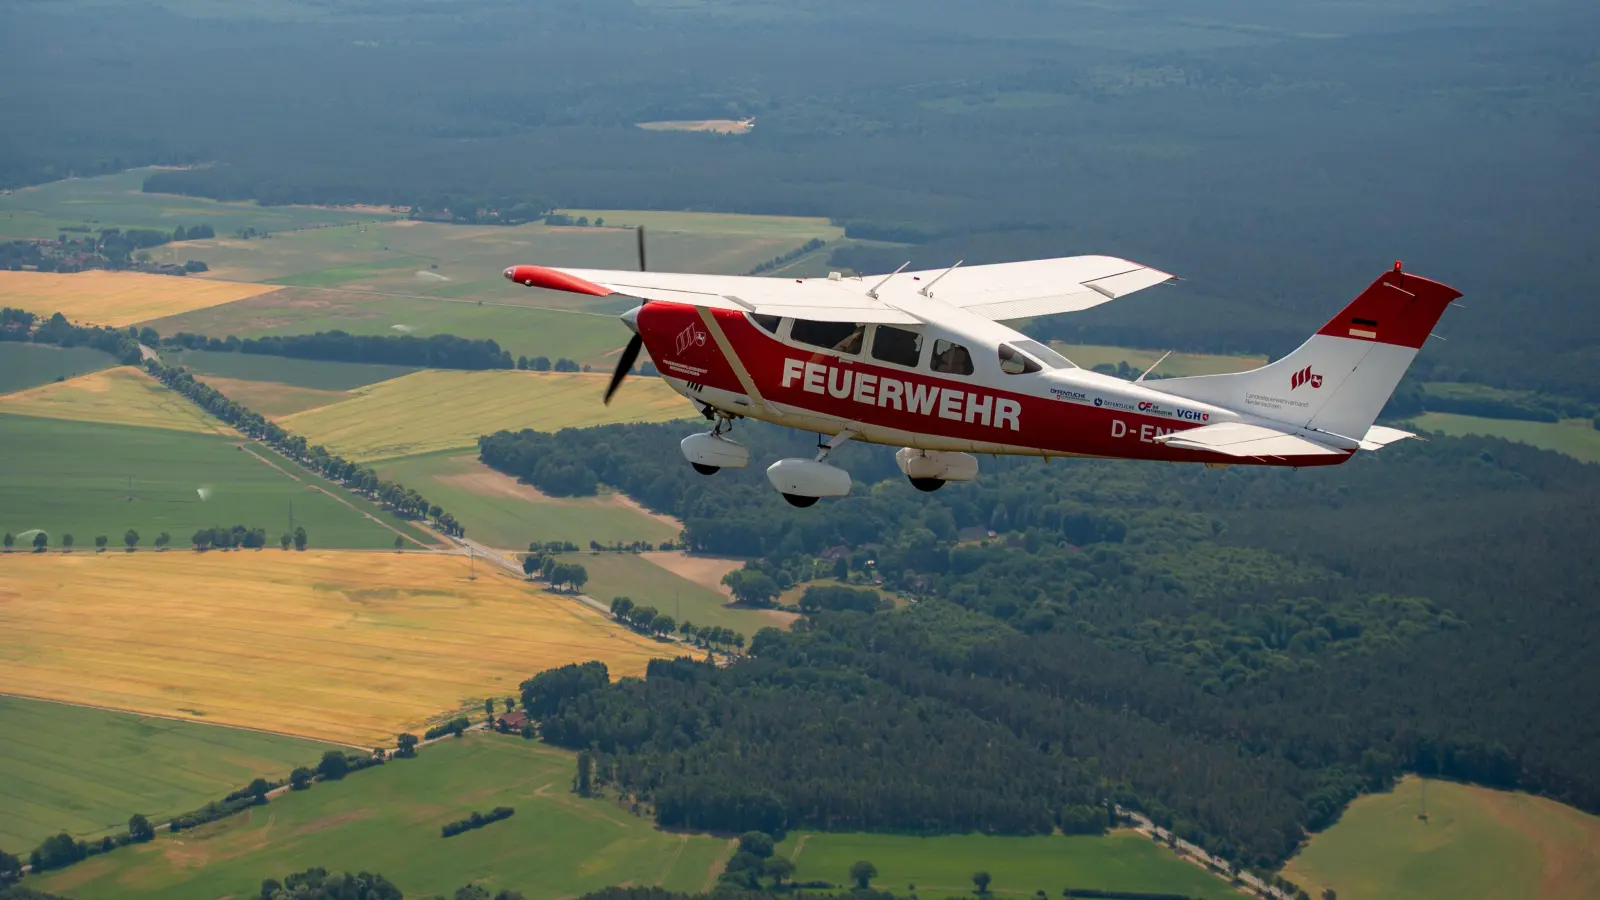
[603,226,647,405]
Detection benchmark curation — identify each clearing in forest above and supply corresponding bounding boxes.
[30,736,729,900]
[277,369,695,461]
[0,551,668,745]
[0,366,234,435]
[1281,776,1600,900]
[1406,412,1600,464]
[0,270,278,326]
[0,695,331,849]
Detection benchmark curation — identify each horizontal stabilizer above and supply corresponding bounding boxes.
[1153,422,1347,459]
[1360,424,1415,450]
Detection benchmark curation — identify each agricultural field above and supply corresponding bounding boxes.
[0,343,115,393]
[190,376,350,418]
[0,415,411,550]
[147,288,632,366]
[159,348,417,390]
[1406,412,1600,464]
[582,551,785,635]
[0,695,331,849]
[0,366,236,435]
[1281,776,1600,900]
[277,369,696,461]
[0,270,277,326]
[0,552,668,745]
[777,831,1246,899]
[375,451,681,549]
[1051,342,1267,377]
[32,735,732,900]
[0,168,398,240]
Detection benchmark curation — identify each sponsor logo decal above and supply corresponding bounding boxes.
[1136,400,1174,417]
[1175,408,1209,422]
[779,357,1021,431]
[1093,397,1103,407]
[1049,388,1088,403]
[1289,365,1323,390]
[675,324,708,356]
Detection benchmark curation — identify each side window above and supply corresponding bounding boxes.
[750,313,781,335]
[792,319,865,355]
[998,343,1042,375]
[871,325,923,367]
[930,339,974,376]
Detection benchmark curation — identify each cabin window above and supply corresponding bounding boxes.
[750,313,781,335]
[930,339,974,376]
[998,344,1041,375]
[792,319,865,355]
[870,325,923,367]
[1010,339,1074,369]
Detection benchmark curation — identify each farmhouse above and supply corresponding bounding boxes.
[496,710,528,732]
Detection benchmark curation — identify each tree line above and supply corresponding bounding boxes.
[162,330,516,370]
[2,309,143,364]
[145,360,464,536]
[441,806,514,838]
[490,418,1600,874]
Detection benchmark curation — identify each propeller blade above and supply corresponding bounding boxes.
[604,333,643,405]
[636,225,647,272]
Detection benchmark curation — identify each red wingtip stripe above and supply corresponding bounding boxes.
[504,265,614,297]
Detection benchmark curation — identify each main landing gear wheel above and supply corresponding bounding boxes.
[781,493,819,508]
[909,477,946,493]
[691,463,720,475]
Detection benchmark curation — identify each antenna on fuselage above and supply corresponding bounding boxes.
[1134,351,1172,383]
[866,261,910,300]
[918,259,963,298]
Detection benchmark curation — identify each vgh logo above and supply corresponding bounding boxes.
[675,324,708,356]
[1290,366,1323,390]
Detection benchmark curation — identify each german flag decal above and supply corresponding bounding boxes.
[1349,316,1378,339]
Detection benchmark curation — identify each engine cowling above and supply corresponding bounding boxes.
[895,448,979,482]
[681,433,750,470]
[766,458,852,501]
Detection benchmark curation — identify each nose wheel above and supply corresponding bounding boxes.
[692,463,720,475]
[909,477,946,492]
[781,493,819,508]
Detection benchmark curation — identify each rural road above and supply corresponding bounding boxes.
[1116,805,1293,900]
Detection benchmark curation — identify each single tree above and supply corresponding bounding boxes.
[62,533,74,550]
[289,767,313,790]
[611,596,634,620]
[485,697,496,716]
[247,778,272,803]
[32,532,48,552]
[0,846,21,882]
[124,529,139,550]
[2,532,12,552]
[972,871,992,894]
[568,563,588,592]
[396,733,419,757]
[95,534,108,551]
[155,531,171,550]
[293,525,308,550]
[280,532,292,550]
[128,813,155,843]
[394,534,404,551]
[522,554,538,578]
[576,750,593,796]
[764,856,796,887]
[1322,890,1338,900]
[316,750,349,781]
[850,860,878,890]
[739,832,775,859]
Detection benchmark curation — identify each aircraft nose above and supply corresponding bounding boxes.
[620,304,642,335]
[503,267,516,281]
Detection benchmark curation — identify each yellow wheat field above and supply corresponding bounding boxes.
[0,366,235,435]
[0,270,277,326]
[0,551,668,745]
[278,369,695,461]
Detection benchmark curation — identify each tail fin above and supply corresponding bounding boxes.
[1157,264,1461,441]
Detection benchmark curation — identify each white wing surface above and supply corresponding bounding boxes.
[1152,422,1348,460]
[506,255,1172,323]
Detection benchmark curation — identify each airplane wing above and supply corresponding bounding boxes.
[506,254,1172,325]
[1151,422,1348,460]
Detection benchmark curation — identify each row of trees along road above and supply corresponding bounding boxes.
[1,527,307,552]
[145,360,463,537]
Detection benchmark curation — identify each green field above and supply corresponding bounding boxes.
[0,343,117,394]
[580,551,785,636]
[779,831,1245,899]
[0,414,404,549]
[147,290,631,367]
[32,735,734,900]
[1281,777,1600,900]
[1051,343,1267,377]
[1407,412,1600,463]
[0,169,398,240]
[0,695,332,849]
[375,451,680,549]
[160,349,417,390]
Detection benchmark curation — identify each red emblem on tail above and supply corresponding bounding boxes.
[1290,366,1323,390]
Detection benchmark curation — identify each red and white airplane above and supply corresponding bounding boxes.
[505,249,1459,507]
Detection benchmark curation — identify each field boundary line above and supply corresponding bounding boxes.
[252,282,619,317]
[234,441,442,550]
[0,690,358,749]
